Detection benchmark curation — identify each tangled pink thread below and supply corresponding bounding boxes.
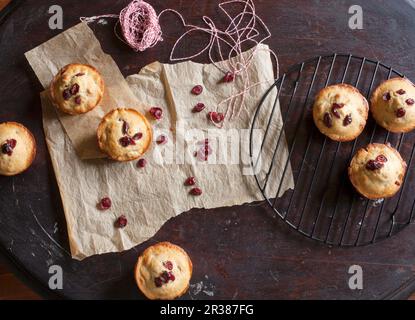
[81,0,162,52]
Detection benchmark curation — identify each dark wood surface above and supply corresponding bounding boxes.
[1,0,415,300]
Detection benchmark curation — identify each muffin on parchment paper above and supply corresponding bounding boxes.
[313,84,369,141]
[348,143,406,200]
[0,122,36,176]
[50,63,105,115]
[135,242,193,300]
[370,77,415,133]
[97,108,152,162]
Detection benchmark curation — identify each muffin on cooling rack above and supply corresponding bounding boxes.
[50,63,105,115]
[0,122,36,176]
[135,242,193,300]
[97,108,152,162]
[313,84,369,141]
[370,77,415,133]
[348,143,406,200]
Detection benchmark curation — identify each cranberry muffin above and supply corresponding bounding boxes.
[313,84,369,141]
[0,122,36,176]
[370,77,415,133]
[50,63,105,115]
[348,143,406,200]
[97,108,152,162]
[135,242,193,300]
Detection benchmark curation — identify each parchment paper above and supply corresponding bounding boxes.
[30,23,294,260]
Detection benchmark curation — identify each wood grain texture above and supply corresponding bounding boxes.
[0,0,415,300]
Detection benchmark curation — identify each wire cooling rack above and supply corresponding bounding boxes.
[250,54,415,247]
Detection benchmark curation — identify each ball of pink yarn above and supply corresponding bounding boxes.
[119,0,162,52]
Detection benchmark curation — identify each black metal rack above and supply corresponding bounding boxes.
[250,54,415,247]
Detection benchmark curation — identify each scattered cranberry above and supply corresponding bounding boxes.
[1,139,17,156]
[115,215,128,228]
[119,136,136,147]
[383,92,391,101]
[70,83,80,95]
[223,71,235,83]
[208,112,225,124]
[396,89,406,95]
[62,89,71,100]
[396,108,406,118]
[192,103,206,113]
[376,155,388,163]
[169,273,175,281]
[137,158,147,168]
[185,177,196,186]
[132,133,143,140]
[156,135,168,145]
[163,261,174,270]
[191,85,203,95]
[74,96,82,105]
[366,159,384,171]
[122,121,129,135]
[406,98,414,106]
[98,197,112,210]
[190,187,202,196]
[343,114,352,126]
[323,112,333,128]
[149,107,163,120]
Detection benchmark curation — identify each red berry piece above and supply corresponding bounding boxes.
[137,158,147,168]
[115,215,128,228]
[192,103,206,113]
[376,155,388,163]
[190,187,202,196]
[208,112,225,124]
[149,107,163,120]
[366,160,384,171]
[223,71,235,83]
[99,197,112,210]
[343,114,352,126]
[323,112,333,128]
[156,135,168,145]
[122,121,129,135]
[168,272,175,281]
[1,139,17,156]
[396,108,406,118]
[133,132,143,140]
[396,89,406,95]
[383,92,391,101]
[74,96,82,105]
[406,98,414,106]
[62,89,71,100]
[163,261,174,270]
[154,277,163,288]
[331,103,344,119]
[119,136,135,147]
[185,177,196,186]
[70,83,80,95]
[191,85,203,95]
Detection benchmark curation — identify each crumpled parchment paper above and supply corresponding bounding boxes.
[28,23,294,260]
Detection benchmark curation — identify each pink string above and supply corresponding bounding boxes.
[159,0,279,127]
[81,0,279,126]
[81,0,162,52]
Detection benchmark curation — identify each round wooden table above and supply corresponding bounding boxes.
[1,0,415,299]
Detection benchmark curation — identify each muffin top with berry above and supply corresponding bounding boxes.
[135,242,193,300]
[313,84,369,142]
[370,77,415,133]
[97,108,152,162]
[50,63,105,115]
[348,143,406,200]
[0,122,36,176]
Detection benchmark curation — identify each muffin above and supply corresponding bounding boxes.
[348,143,406,200]
[97,108,152,162]
[50,63,105,115]
[313,84,369,141]
[370,77,415,133]
[0,122,36,176]
[135,242,193,300]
